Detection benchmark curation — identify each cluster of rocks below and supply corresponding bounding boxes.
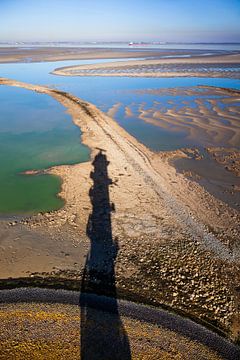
[14,208,239,341]
[114,231,239,338]
[8,208,79,230]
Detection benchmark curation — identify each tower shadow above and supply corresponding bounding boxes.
[79,150,131,359]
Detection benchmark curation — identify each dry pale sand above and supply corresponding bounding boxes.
[52,53,240,78]
[0,77,240,341]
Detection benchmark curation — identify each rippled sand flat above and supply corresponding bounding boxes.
[53,53,240,79]
[112,86,240,148]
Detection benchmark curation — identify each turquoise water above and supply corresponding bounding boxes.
[0,59,239,213]
[0,85,89,214]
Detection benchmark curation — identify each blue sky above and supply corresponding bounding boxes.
[1,0,240,42]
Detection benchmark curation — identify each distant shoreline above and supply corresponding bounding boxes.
[0,46,238,64]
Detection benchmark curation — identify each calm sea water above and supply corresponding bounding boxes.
[0,59,239,214]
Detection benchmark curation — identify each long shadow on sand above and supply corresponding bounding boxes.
[79,150,131,359]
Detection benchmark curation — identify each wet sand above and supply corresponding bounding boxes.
[136,86,240,147]
[0,47,154,63]
[0,47,214,64]
[173,149,240,211]
[116,85,240,210]
[53,53,240,79]
[0,77,239,342]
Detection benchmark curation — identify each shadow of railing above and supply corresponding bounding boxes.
[79,150,131,359]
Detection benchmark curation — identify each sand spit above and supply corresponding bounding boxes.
[52,53,240,79]
[0,77,238,259]
[0,77,240,340]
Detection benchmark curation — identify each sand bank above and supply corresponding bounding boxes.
[0,77,239,340]
[53,53,240,79]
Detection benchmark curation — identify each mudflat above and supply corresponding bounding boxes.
[0,46,210,63]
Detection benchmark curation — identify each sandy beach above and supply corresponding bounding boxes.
[0,77,239,342]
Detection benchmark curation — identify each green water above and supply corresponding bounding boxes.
[0,86,89,215]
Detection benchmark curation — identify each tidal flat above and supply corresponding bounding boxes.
[104,85,240,210]
[0,49,240,351]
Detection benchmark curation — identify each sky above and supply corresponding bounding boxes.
[0,0,240,43]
